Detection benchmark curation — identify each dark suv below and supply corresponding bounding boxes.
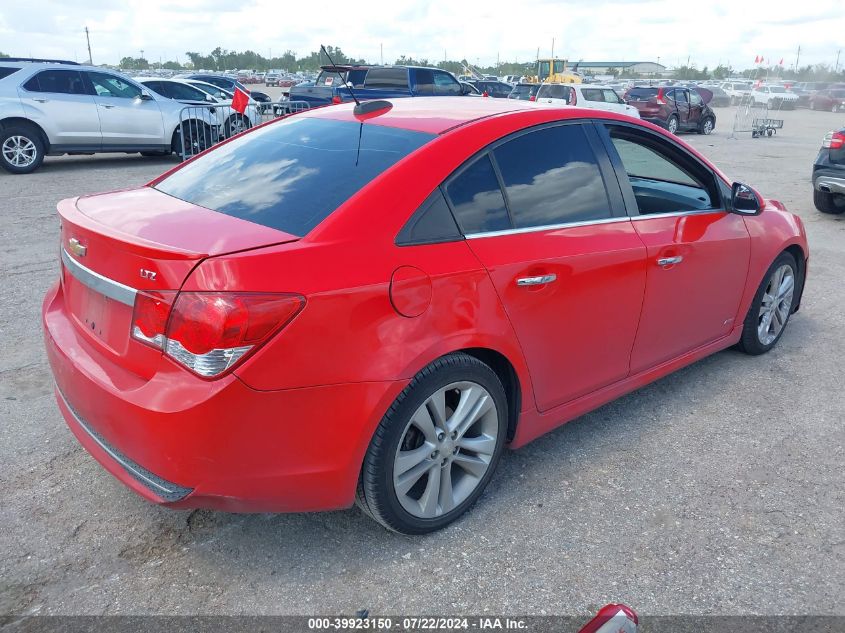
[624,86,716,135]
[813,128,845,214]
[466,79,514,98]
[507,83,540,101]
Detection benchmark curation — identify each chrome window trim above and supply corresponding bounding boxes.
[629,209,722,221]
[464,208,724,240]
[61,248,137,306]
[465,215,631,240]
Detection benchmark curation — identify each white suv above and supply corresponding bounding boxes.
[0,59,219,174]
[534,83,641,118]
[751,85,799,109]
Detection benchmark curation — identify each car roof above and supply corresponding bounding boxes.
[302,96,539,134]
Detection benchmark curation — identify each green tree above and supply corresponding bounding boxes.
[119,56,149,70]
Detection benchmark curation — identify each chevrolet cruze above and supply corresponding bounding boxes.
[43,98,808,534]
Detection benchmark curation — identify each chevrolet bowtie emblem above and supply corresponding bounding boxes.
[68,238,87,257]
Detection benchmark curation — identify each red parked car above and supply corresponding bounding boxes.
[809,88,845,112]
[43,98,808,534]
[624,86,716,135]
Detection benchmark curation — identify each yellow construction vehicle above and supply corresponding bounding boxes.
[526,58,582,84]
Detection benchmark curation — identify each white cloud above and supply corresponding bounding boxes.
[0,0,842,69]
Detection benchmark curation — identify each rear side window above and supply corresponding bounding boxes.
[581,88,603,102]
[155,117,434,236]
[493,125,611,228]
[396,188,462,245]
[365,68,409,89]
[23,70,88,95]
[446,155,510,234]
[0,67,21,80]
[538,84,573,101]
[626,88,658,101]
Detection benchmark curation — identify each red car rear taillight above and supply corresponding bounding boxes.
[822,131,845,149]
[655,88,666,105]
[131,291,305,378]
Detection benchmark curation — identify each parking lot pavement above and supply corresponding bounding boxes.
[1,107,843,616]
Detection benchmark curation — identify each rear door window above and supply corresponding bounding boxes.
[155,117,434,236]
[23,70,88,95]
[414,69,435,95]
[493,124,612,228]
[0,67,21,80]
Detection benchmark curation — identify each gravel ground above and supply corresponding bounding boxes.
[0,104,843,617]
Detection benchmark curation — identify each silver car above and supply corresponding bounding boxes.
[0,59,219,174]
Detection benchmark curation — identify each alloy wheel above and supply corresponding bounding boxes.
[392,381,499,519]
[703,119,713,134]
[2,135,37,168]
[757,264,794,346]
[668,117,678,134]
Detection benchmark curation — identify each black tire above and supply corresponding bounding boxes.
[356,352,508,534]
[698,116,715,135]
[0,123,45,174]
[224,113,251,138]
[667,115,679,135]
[814,189,845,214]
[736,252,799,356]
[172,121,213,160]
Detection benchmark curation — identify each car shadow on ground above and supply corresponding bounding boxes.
[114,348,743,564]
[0,154,180,175]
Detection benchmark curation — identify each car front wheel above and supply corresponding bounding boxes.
[737,252,799,355]
[0,125,45,174]
[356,353,508,534]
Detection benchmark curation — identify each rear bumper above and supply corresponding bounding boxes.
[640,116,667,129]
[43,281,406,512]
[812,168,845,195]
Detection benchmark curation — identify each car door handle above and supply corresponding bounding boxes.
[100,104,116,109]
[657,256,684,266]
[32,97,48,103]
[516,274,557,286]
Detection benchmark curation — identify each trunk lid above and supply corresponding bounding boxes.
[58,186,298,376]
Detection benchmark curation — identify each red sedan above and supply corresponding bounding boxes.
[43,98,808,534]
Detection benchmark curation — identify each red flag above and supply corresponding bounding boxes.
[232,87,249,115]
[754,55,760,63]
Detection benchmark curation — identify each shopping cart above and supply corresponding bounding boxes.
[751,117,784,137]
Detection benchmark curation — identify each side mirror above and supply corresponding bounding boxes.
[139,89,154,101]
[731,182,763,215]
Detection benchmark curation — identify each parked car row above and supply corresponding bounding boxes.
[0,59,222,173]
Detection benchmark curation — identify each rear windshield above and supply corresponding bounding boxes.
[626,88,658,101]
[0,67,20,80]
[155,117,434,236]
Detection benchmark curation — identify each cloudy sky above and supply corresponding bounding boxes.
[1,0,843,70]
